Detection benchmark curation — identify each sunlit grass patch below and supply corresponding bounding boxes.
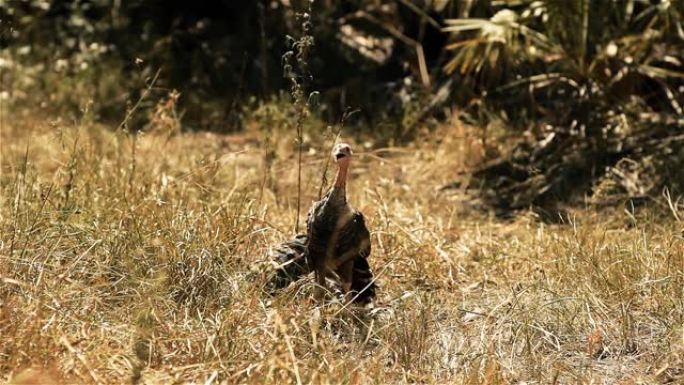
[1,117,682,384]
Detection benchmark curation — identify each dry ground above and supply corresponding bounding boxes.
[1,117,682,384]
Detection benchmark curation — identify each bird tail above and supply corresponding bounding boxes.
[266,234,377,304]
[266,234,311,292]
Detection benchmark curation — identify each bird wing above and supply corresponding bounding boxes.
[354,211,371,259]
[305,200,320,236]
[305,197,327,265]
[346,211,376,303]
[350,254,376,303]
[334,211,371,263]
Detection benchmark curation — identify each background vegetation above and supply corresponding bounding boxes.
[1,1,683,384]
[3,0,683,210]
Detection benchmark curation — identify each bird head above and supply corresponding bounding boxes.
[332,143,353,166]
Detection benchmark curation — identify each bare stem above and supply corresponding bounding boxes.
[295,110,303,233]
[288,1,315,234]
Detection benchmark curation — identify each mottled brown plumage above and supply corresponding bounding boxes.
[267,233,375,303]
[267,143,376,303]
[306,143,372,300]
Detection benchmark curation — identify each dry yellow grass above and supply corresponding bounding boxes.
[1,116,682,384]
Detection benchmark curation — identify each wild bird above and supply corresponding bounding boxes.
[307,143,373,301]
[267,143,375,303]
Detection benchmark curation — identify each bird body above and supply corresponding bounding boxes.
[306,143,371,299]
[267,143,375,303]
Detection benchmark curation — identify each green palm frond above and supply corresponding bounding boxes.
[442,9,555,77]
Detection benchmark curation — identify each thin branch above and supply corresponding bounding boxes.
[118,68,162,131]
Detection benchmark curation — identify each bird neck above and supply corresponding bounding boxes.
[333,162,349,190]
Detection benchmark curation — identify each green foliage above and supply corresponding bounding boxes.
[443,0,684,130]
[2,0,683,150]
[440,1,684,212]
[0,1,467,135]
[1,0,293,129]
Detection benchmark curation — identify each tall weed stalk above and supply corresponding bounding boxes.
[283,0,315,233]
